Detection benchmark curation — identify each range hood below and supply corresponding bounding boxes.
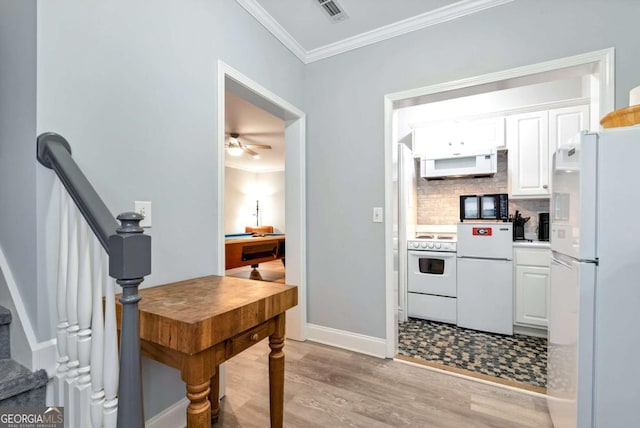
[420,148,497,179]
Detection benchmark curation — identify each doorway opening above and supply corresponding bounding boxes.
[217,61,307,341]
[223,91,287,284]
[383,49,614,390]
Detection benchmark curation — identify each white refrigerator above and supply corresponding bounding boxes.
[548,126,640,428]
[457,222,513,335]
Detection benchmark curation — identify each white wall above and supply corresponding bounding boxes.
[303,0,640,340]
[36,0,303,419]
[225,167,285,234]
[258,170,286,233]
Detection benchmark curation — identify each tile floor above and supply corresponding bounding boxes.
[397,318,547,389]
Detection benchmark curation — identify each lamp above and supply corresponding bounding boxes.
[227,136,243,156]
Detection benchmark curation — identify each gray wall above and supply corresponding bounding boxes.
[36,0,304,419]
[0,1,39,337]
[5,0,640,419]
[303,0,640,338]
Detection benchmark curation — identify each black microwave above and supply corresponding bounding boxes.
[460,194,509,222]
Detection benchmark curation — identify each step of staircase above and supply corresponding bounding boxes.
[0,305,48,407]
[0,359,48,406]
[0,305,11,359]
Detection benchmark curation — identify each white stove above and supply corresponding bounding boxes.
[407,231,458,324]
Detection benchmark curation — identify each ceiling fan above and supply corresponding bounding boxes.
[225,133,272,159]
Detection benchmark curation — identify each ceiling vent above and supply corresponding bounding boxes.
[316,0,349,23]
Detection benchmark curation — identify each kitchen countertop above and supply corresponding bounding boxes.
[513,240,551,249]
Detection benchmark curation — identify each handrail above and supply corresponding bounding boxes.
[37,132,149,428]
[37,132,119,252]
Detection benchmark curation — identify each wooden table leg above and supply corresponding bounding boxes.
[268,313,286,428]
[209,366,220,424]
[186,380,211,428]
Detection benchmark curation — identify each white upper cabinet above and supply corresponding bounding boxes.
[548,104,590,157]
[459,117,506,151]
[507,104,589,198]
[413,121,452,157]
[507,111,550,198]
[413,117,505,157]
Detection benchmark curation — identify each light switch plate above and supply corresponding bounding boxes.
[134,201,152,228]
[373,207,383,223]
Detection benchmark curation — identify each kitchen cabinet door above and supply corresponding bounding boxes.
[459,117,506,151]
[514,247,550,328]
[507,111,550,197]
[412,122,453,158]
[515,265,550,327]
[548,104,590,174]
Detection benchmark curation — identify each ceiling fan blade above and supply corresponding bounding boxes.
[244,147,259,157]
[244,144,272,150]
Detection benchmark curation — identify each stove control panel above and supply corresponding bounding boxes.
[408,240,456,252]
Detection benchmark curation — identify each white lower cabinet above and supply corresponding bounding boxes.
[514,247,550,329]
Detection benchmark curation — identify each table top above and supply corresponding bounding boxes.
[225,234,286,245]
[120,275,297,355]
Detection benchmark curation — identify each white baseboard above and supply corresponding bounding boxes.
[514,324,547,338]
[144,365,227,428]
[0,244,57,372]
[306,324,386,358]
[32,338,57,376]
[145,397,188,428]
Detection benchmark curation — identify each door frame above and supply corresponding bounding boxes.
[383,48,615,357]
[217,61,307,341]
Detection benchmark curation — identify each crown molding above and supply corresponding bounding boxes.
[236,0,514,64]
[235,0,307,63]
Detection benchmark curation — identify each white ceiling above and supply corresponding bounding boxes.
[237,0,514,63]
[225,92,285,173]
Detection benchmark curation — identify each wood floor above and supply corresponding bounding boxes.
[218,339,553,428]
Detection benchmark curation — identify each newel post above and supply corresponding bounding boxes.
[109,212,151,428]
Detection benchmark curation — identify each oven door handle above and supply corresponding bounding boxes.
[408,250,456,258]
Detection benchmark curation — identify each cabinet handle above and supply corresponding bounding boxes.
[250,333,259,342]
[543,184,548,189]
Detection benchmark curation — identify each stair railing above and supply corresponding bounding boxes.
[37,132,150,428]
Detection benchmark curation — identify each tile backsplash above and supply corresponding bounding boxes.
[416,151,549,235]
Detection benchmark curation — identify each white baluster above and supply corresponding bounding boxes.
[90,238,105,428]
[65,205,81,428]
[103,252,119,428]
[76,221,93,427]
[55,182,70,406]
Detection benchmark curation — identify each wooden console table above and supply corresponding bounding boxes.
[115,275,298,427]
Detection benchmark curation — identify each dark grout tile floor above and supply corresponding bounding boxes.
[397,318,547,388]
